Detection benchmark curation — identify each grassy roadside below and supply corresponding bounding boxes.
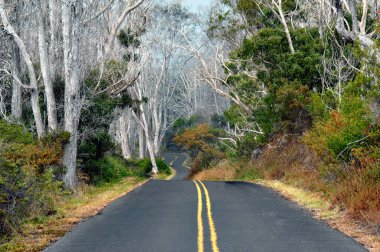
[154,167,176,180]
[0,177,148,252]
[256,180,380,252]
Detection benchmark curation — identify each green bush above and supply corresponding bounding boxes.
[0,159,62,238]
[84,156,141,184]
[238,168,262,180]
[304,95,371,161]
[0,121,66,239]
[83,156,171,184]
[156,158,171,175]
[0,120,34,144]
[136,158,171,175]
[137,158,153,174]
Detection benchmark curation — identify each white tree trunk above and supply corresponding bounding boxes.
[138,122,145,159]
[119,111,132,159]
[138,106,158,174]
[62,0,81,189]
[10,0,22,120]
[11,39,22,120]
[36,0,58,130]
[359,0,368,35]
[0,0,45,137]
[49,0,60,77]
[276,0,295,54]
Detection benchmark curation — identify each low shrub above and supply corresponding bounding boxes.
[237,167,263,180]
[137,158,153,175]
[156,158,171,175]
[84,156,146,184]
[0,121,34,144]
[0,160,62,238]
[303,96,371,161]
[83,156,171,184]
[86,156,127,184]
[136,158,171,175]
[0,121,65,239]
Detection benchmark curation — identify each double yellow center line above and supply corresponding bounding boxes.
[193,180,220,252]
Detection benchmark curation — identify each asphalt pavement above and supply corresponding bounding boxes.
[45,153,366,252]
[164,153,190,180]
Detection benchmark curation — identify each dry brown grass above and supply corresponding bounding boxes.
[258,180,380,252]
[192,160,237,181]
[0,178,148,252]
[254,134,322,179]
[192,134,380,251]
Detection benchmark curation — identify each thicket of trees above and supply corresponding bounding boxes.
[0,0,379,241]
[0,0,229,240]
[175,0,380,225]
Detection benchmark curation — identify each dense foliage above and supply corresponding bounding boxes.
[172,0,380,225]
[0,121,68,238]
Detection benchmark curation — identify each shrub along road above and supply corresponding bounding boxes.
[45,153,365,252]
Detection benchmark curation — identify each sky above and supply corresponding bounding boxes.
[172,0,214,13]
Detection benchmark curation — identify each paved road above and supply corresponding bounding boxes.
[45,153,366,252]
[164,153,190,180]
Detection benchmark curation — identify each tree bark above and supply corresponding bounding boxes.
[347,0,359,34]
[49,0,60,77]
[119,111,132,159]
[11,45,22,120]
[36,0,58,131]
[0,0,45,136]
[276,0,295,54]
[138,120,145,159]
[11,7,22,120]
[137,105,158,174]
[359,0,368,35]
[62,0,81,189]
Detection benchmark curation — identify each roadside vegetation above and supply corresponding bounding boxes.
[1,0,379,250]
[0,119,170,251]
[0,177,147,252]
[172,0,380,250]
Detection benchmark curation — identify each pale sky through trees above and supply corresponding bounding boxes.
[172,0,213,12]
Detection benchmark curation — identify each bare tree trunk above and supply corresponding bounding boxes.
[62,0,81,189]
[36,0,58,130]
[138,105,158,174]
[359,0,368,35]
[138,122,145,159]
[277,1,295,54]
[11,67,22,120]
[153,126,160,155]
[152,105,161,156]
[119,111,132,159]
[0,0,45,136]
[11,38,22,120]
[347,0,359,33]
[49,0,59,77]
[11,0,22,120]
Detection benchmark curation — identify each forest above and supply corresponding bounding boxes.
[0,0,379,250]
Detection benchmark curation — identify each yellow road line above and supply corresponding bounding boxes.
[169,155,178,166]
[198,181,220,252]
[193,181,204,252]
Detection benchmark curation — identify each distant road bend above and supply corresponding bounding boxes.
[45,153,365,252]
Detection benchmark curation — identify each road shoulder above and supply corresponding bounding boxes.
[0,177,149,252]
[255,179,380,252]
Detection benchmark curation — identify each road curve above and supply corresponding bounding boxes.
[45,153,365,252]
[164,153,190,180]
